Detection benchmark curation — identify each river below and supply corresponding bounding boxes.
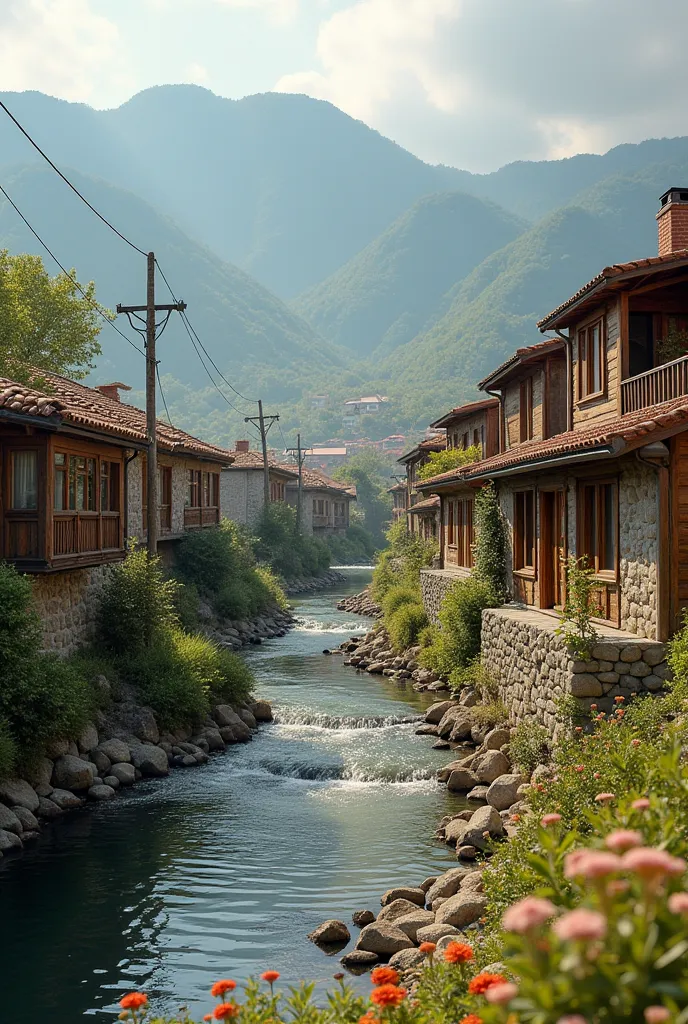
[0,567,462,1022]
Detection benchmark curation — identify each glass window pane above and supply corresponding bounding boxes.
[87,459,96,510]
[12,451,38,509]
[525,491,534,567]
[602,484,616,571]
[68,457,77,509]
[592,324,602,392]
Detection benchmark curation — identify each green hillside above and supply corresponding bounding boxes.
[294,192,525,357]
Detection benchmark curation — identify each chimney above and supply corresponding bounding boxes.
[657,188,688,256]
[235,439,250,453]
[96,382,131,403]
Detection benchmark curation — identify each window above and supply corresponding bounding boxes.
[519,376,534,442]
[100,462,121,512]
[473,428,480,450]
[462,432,469,450]
[578,318,605,399]
[514,490,536,571]
[54,454,96,511]
[270,479,285,502]
[54,453,67,510]
[580,481,617,575]
[187,469,201,508]
[11,451,38,510]
[445,497,474,567]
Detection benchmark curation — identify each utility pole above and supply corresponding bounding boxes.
[117,252,186,557]
[245,400,280,509]
[285,433,308,529]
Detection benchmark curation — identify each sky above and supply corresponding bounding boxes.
[1,0,688,172]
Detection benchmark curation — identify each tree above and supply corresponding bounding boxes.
[333,449,394,546]
[0,251,104,383]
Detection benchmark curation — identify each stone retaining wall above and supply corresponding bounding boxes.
[32,566,110,654]
[481,606,670,737]
[420,567,470,624]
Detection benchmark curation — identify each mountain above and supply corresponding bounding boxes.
[293,192,525,357]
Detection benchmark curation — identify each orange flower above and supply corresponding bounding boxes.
[468,972,507,995]
[119,993,148,1011]
[460,1016,483,1024]
[370,984,407,1008]
[214,1005,240,1020]
[359,1013,379,1024]
[370,966,400,986]
[419,942,436,954]
[204,1017,212,1022]
[261,971,280,984]
[444,941,474,964]
[211,981,237,998]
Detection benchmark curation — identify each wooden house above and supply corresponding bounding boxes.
[220,442,298,527]
[397,433,446,535]
[283,466,356,535]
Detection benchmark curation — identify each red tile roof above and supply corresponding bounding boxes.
[537,251,688,331]
[398,434,446,464]
[407,495,440,513]
[227,451,298,477]
[478,337,564,390]
[280,465,356,496]
[430,398,499,428]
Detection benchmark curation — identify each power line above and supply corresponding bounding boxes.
[179,312,249,417]
[0,180,146,357]
[0,98,147,257]
[156,365,172,424]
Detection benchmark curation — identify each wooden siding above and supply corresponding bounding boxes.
[572,300,621,427]
[546,356,568,438]
[504,369,544,448]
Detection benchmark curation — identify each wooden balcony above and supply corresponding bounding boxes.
[312,514,330,529]
[621,354,688,415]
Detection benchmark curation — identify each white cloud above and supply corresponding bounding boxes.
[211,0,300,24]
[183,62,211,86]
[0,0,128,103]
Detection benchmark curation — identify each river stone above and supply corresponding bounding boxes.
[308,920,351,944]
[0,829,22,851]
[420,876,438,893]
[353,910,375,927]
[0,804,23,834]
[90,749,112,775]
[486,774,526,812]
[12,806,39,831]
[458,845,478,861]
[437,756,474,783]
[24,757,54,789]
[238,708,258,731]
[52,755,95,792]
[103,775,121,790]
[425,867,473,905]
[437,707,473,740]
[212,706,252,741]
[50,788,84,810]
[483,728,511,751]
[388,948,426,972]
[377,899,423,924]
[461,804,505,849]
[415,723,438,736]
[380,886,426,908]
[424,701,455,724]
[218,726,238,744]
[444,818,469,846]
[109,762,136,786]
[116,704,160,745]
[416,923,459,944]
[0,779,39,812]
[341,950,379,968]
[77,722,99,754]
[460,872,484,893]
[88,784,116,801]
[129,744,169,777]
[251,700,273,723]
[203,729,225,752]
[356,922,414,956]
[37,796,63,819]
[43,737,70,759]
[467,786,490,802]
[96,739,131,764]
[435,891,489,929]
[394,910,435,942]
[447,769,479,793]
[471,750,511,784]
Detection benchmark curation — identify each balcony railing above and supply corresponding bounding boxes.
[621,353,688,415]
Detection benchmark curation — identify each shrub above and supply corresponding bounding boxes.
[381,585,419,619]
[418,444,481,480]
[472,482,508,603]
[97,546,179,654]
[421,577,497,678]
[174,522,240,594]
[253,502,330,580]
[509,719,549,774]
[471,700,508,728]
[173,578,201,630]
[557,554,600,659]
[253,565,288,610]
[212,648,254,705]
[387,602,428,652]
[371,519,436,600]
[118,631,210,729]
[0,718,16,780]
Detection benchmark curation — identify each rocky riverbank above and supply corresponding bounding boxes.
[205,606,297,649]
[336,623,448,692]
[336,587,381,618]
[286,570,347,595]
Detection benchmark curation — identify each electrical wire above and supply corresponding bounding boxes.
[180,313,249,417]
[0,180,146,357]
[156,365,172,424]
[0,98,148,257]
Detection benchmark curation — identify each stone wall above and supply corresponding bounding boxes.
[221,469,266,526]
[127,454,144,540]
[421,567,470,623]
[619,460,658,638]
[32,566,110,654]
[481,606,670,737]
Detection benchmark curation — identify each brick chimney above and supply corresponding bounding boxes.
[657,188,688,256]
[235,439,250,452]
[96,382,131,403]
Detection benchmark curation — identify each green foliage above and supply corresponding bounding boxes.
[387,601,428,652]
[668,607,688,685]
[332,449,394,547]
[371,518,436,600]
[380,585,419,619]
[324,524,377,565]
[253,502,330,581]
[418,444,481,480]
[97,546,179,654]
[0,719,16,780]
[509,719,550,774]
[471,699,508,728]
[118,633,210,730]
[212,648,255,705]
[557,554,600,659]
[421,577,497,680]
[172,579,201,631]
[472,483,508,604]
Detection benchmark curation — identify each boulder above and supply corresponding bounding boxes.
[471,750,511,784]
[437,707,473,740]
[203,730,226,752]
[424,700,455,724]
[425,867,474,905]
[37,796,63,819]
[212,706,252,741]
[380,886,426,908]
[356,922,414,956]
[308,920,351,944]
[52,755,95,792]
[457,845,478,861]
[114,704,160,744]
[0,779,39,812]
[394,909,435,942]
[416,923,459,944]
[377,898,424,924]
[447,769,479,793]
[50,788,84,810]
[12,806,39,831]
[435,891,489,929]
[251,700,273,723]
[129,744,169,777]
[466,785,490,802]
[238,708,258,731]
[0,804,23,834]
[109,762,136,786]
[483,728,511,751]
[103,776,121,790]
[444,818,469,846]
[0,829,22,851]
[486,774,526,812]
[419,876,438,893]
[415,724,438,736]
[77,722,99,754]
[388,948,426,972]
[341,950,379,968]
[460,872,484,893]
[353,910,375,928]
[43,737,70,759]
[461,804,505,849]
[96,739,131,764]
[90,749,112,776]
[437,755,475,783]
[88,784,116,801]
[23,757,53,789]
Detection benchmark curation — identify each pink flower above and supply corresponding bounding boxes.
[631,739,641,747]
[632,798,650,811]
[540,813,562,827]
[574,765,585,773]
[553,908,607,942]
[622,848,686,879]
[614,696,625,704]
[564,850,621,880]
[557,1017,588,1024]
[606,879,629,896]
[604,830,643,853]
[502,897,556,934]
[593,772,601,779]
[644,1008,670,1024]
[668,892,688,914]
[595,793,615,803]
[484,983,518,1005]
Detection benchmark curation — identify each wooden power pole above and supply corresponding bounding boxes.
[117,252,186,557]
[285,433,308,530]
[245,400,280,509]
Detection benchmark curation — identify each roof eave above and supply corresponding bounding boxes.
[466,442,622,480]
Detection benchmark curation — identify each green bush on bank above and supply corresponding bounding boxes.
[387,601,428,652]
[254,502,330,580]
[325,524,377,565]
[380,584,419,619]
[372,519,436,601]
[420,576,497,682]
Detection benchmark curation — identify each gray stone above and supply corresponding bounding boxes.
[52,755,95,792]
[115,704,160,744]
[212,706,252,741]
[419,876,438,893]
[644,675,664,692]
[109,762,136,786]
[251,700,273,722]
[0,779,39,812]
[472,750,511,784]
[483,728,511,750]
[341,950,379,968]
[238,708,258,731]
[43,737,70,759]
[219,726,238,744]
[388,948,426,972]
[447,769,479,792]
[435,891,489,929]
[77,722,99,754]
[96,739,131,764]
[0,805,23,834]
[203,729,226,752]
[356,922,414,956]
[90,748,112,775]
[425,700,455,724]
[88,784,116,801]
[437,707,473,740]
[457,845,478,860]
[416,923,459,944]
[461,804,505,850]
[444,818,469,846]
[620,645,642,662]
[394,910,435,942]
[352,910,375,927]
[378,898,424,924]
[460,872,484,892]
[0,829,22,851]
[486,774,525,812]
[591,643,620,662]
[437,757,473,783]
[380,887,426,908]
[103,775,121,790]
[570,674,603,697]
[12,806,39,831]
[424,867,473,905]
[50,788,84,810]
[308,919,351,944]
[36,796,63,819]
[129,744,169,777]
[467,785,490,802]
[642,646,667,667]
[23,757,53,789]
[629,661,651,677]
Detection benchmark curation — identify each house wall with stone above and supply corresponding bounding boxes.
[221,469,265,527]
[33,566,110,654]
[420,567,471,623]
[127,454,145,540]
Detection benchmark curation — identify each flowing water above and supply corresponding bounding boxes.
[0,567,463,1022]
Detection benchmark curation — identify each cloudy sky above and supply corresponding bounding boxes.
[1,0,687,171]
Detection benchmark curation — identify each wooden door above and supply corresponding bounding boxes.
[540,489,566,609]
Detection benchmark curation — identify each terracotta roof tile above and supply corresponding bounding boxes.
[430,397,499,428]
[407,495,440,513]
[279,464,356,495]
[398,434,446,463]
[228,451,298,476]
[478,337,564,390]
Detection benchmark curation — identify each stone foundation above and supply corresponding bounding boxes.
[481,606,670,737]
[32,567,110,654]
[420,567,470,624]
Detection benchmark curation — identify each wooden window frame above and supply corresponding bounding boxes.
[577,316,606,402]
[519,376,534,443]
[444,496,474,568]
[513,489,536,574]
[577,478,618,580]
